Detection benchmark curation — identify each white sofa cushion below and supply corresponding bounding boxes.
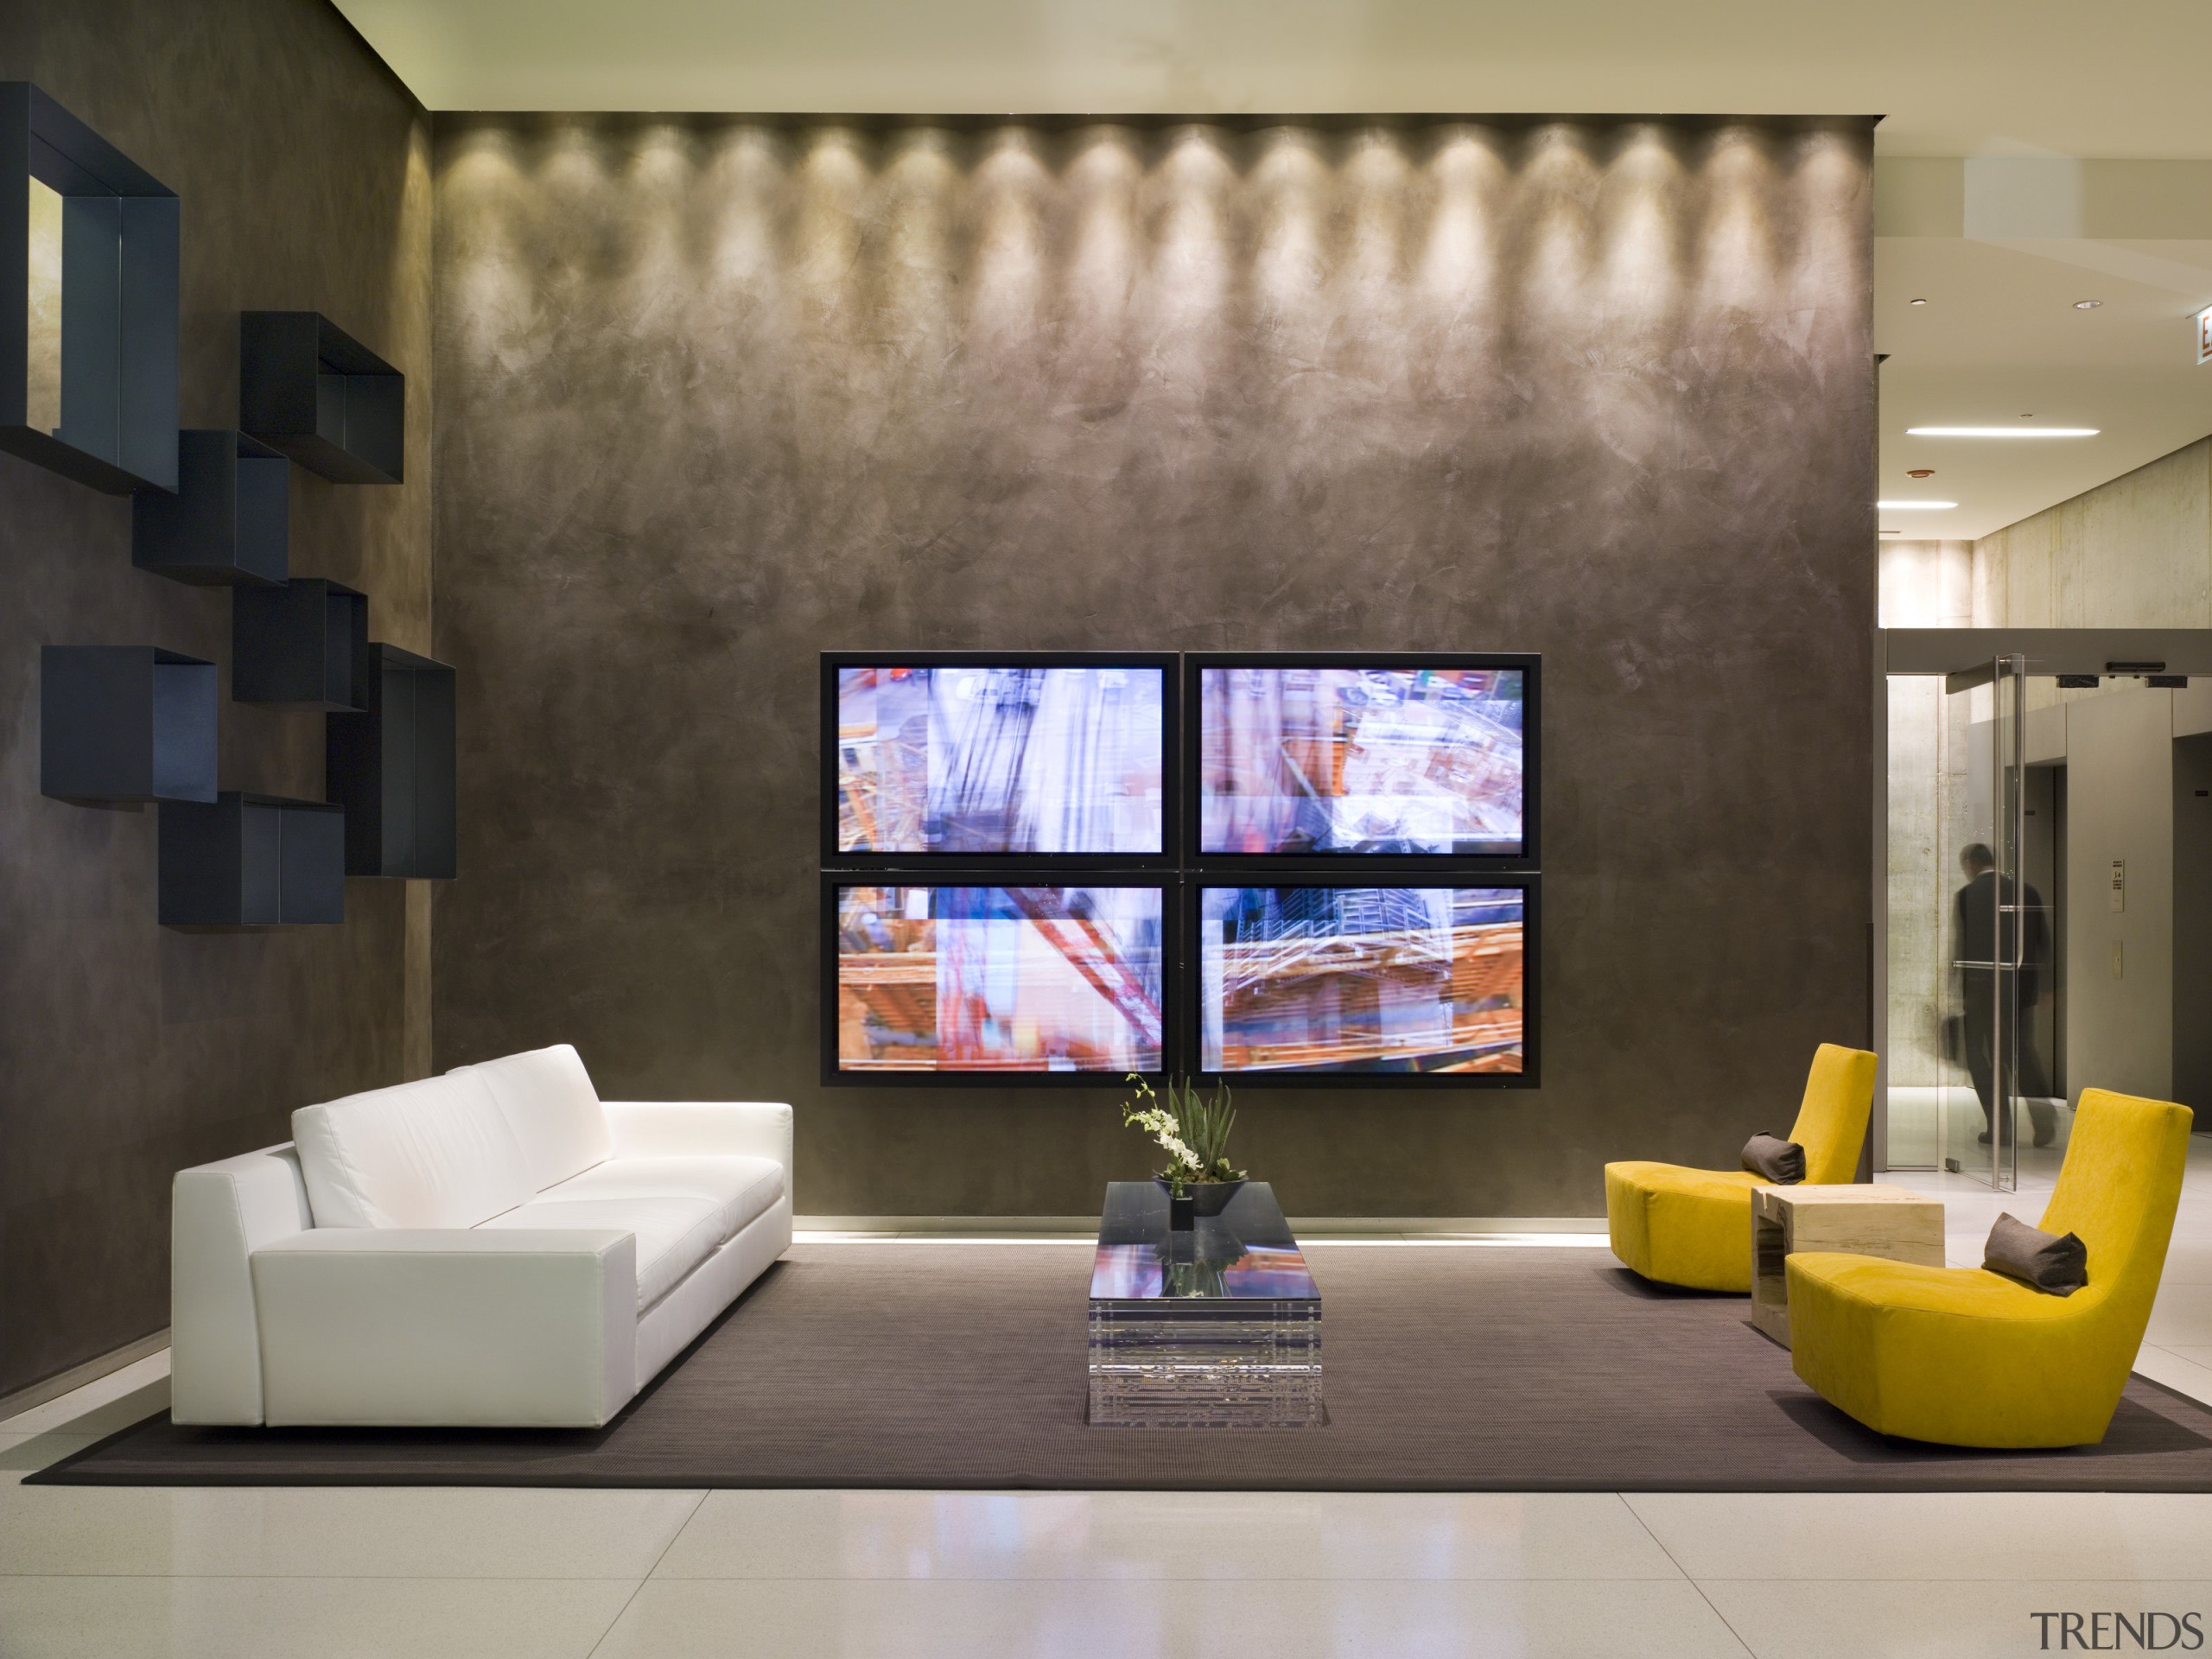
[479,1194,721,1310]
[540,1155,785,1242]
[478,1154,785,1311]
[293,1072,535,1230]
[448,1043,613,1192]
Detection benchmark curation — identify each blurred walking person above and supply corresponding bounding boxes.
[1953,842,2056,1148]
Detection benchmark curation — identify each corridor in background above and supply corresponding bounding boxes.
[1883,628,2212,1182]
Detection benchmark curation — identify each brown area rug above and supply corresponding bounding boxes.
[36,1242,2212,1490]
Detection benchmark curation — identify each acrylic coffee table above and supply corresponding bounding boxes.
[1086,1179,1324,1428]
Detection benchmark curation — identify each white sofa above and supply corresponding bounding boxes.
[169,1045,791,1427]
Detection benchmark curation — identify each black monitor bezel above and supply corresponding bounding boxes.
[1185,869,1539,1090]
[820,870,1181,1087]
[1183,652,1539,873]
[822,651,1183,873]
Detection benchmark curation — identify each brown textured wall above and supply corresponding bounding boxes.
[0,1,431,1395]
[432,117,1874,1217]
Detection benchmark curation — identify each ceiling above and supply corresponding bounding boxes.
[336,0,2212,158]
[1876,161,2212,539]
[337,0,2212,544]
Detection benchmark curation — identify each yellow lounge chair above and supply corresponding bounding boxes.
[1605,1043,1878,1293]
[1788,1088,2191,1448]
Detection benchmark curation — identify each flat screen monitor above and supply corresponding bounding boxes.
[828,656,1172,859]
[827,880,1166,1079]
[1197,882,1532,1081]
[1193,656,1533,858]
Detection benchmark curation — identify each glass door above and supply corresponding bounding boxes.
[1940,654,2027,1190]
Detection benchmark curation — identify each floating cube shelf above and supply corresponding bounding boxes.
[327,645,457,879]
[159,792,344,929]
[131,429,289,586]
[40,646,217,804]
[0,82,180,493]
[232,578,368,709]
[239,311,402,485]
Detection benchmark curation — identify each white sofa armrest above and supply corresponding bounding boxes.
[250,1230,638,1427]
[602,1100,792,1175]
[172,1144,314,1426]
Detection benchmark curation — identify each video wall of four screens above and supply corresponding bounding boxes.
[823,653,1537,1087]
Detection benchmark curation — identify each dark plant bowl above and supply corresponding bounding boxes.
[1157,1177,1246,1217]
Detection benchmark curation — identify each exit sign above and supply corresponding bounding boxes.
[2201,303,2212,365]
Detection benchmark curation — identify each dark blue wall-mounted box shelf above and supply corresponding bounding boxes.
[327,645,457,879]
[0,82,180,493]
[239,311,403,485]
[158,793,345,928]
[132,429,289,585]
[232,578,368,709]
[40,646,217,804]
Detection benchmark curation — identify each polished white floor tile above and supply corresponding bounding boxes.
[2145,1282,2212,1346]
[2158,1242,2212,1286]
[1627,1492,2212,1582]
[592,1575,1750,1659]
[0,1574,636,1659]
[2129,1343,2212,1407]
[652,1490,1681,1582]
[0,1484,703,1579]
[1700,1578,2212,1659]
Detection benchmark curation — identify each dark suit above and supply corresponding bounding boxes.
[1955,869,2054,1145]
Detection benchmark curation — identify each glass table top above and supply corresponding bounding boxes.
[1089,1180,1319,1302]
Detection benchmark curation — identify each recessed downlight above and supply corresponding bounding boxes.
[1906,426,2099,438]
[1909,297,1929,306]
[1877,499,1958,510]
[1906,468,1935,479]
[2074,299,2102,309]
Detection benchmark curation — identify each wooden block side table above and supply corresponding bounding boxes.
[1750,1185,1948,1348]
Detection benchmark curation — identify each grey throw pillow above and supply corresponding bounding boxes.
[1741,1134,1806,1184]
[1983,1212,2088,1295]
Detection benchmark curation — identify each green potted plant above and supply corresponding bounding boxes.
[1121,1073,1244,1229]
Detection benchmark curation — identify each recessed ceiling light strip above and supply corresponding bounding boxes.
[1904,427,2099,438]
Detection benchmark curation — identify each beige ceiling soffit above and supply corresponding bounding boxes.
[336,0,2212,156]
[1873,158,1967,238]
[1968,239,2212,299]
[1878,158,2212,302]
[1878,159,2212,241]
[1965,160,2212,240]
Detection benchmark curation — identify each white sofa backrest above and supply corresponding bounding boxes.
[448,1043,613,1192]
[293,1072,535,1229]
